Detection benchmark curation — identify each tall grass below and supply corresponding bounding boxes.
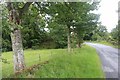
[90,41,119,48]
[2,45,104,78]
[2,49,58,77]
[33,45,104,78]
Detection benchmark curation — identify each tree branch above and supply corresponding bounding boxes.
[6,2,13,11]
[19,2,32,17]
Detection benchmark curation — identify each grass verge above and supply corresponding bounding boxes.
[2,45,105,78]
[90,41,119,49]
[2,49,57,77]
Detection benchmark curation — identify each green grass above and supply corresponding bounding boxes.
[2,45,105,78]
[90,41,119,48]
[2,49,58,77]
[95,41,113,46]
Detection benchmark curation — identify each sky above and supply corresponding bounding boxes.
[97,0,119,32]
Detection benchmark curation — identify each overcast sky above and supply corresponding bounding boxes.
[97,0,119,32]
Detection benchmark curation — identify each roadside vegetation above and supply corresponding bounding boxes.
[1,1,118,78]
[84,25,120,49]
[2,49,55,77]
[89,41,119,49]
[2,45,104,78]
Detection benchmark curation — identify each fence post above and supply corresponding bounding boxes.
[39,54,41,62]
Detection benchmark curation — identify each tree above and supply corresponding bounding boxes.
[110,24,119,45]
[74,13,99,47]
[6,2,32,72]
[96,25,108,41]
[4,1,101,72]
[34,2,71,52]
[48,2,75,52]
[2,3,48,51]
[48,22,67,48]
[21,4,47,49]
[87,24,109,41]
[70,2,99,48]
[35,2,100,51]
[2,4,12,52]
[111,25,119,40]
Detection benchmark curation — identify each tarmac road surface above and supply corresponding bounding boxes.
[85,42,119,79]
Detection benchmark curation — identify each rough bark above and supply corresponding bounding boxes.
[11,29,25,72]
[77,41,81,48]
[77,38,83,48]
[9,9,26,72]
[67,26,71,52]
[7,2,32,72]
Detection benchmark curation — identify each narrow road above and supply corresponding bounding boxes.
[85,42,119,79]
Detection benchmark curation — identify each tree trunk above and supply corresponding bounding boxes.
[7,2,32,73]
[11,28,25,72]
[77,41,81,48]
[67,26,71,52]
[9,8,25,72]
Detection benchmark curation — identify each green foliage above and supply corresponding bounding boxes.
[2,2,105,78]
[40,41,56,49]
[96,25,109,40]
[86,24,109,41]
[48,22,67,48]
[31,45,40,50]
[111,25,119,41]
[110,23,120,47]
[2,3,69,51]
[2,2,100,51]
[45,2,100,48]
[90,23,119,48]
[91,33,101,41]
[2,5,12,52]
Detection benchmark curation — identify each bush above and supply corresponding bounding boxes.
[31,45,40,50]
[40,41,56,49]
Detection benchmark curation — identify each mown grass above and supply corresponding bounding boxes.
[2,45,105,78]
